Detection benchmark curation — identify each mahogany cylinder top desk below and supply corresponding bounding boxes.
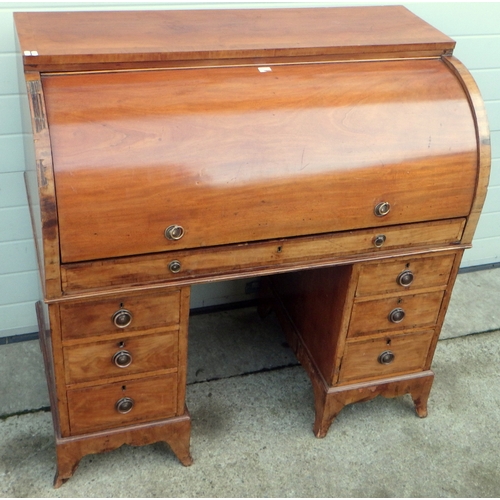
[14,5,490,487]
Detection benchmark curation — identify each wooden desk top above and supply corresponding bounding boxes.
[15,6,454,70]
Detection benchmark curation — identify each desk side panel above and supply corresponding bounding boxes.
[20,70,62,300]
[442,56,491,245]
[270,265,357,385]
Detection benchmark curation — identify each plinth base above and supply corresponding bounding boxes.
[53,411,192,488]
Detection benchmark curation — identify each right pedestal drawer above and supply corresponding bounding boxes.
[355,253,456,297]
[339,251,459,385]
[348,291,444,337]
[338,329,435,384]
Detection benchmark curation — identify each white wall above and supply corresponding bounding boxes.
[1,1,499,338]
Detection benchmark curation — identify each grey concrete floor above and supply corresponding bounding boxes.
[1,268,500,496]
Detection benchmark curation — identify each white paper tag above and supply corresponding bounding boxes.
[258,67,272,73]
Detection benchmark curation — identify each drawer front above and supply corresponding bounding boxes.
[356,253,456,297]
[62,219,465,293]
[67,374,178,435]
[63,331,179,385]
[348,291,444,337]
[60,291,180,341]
[43,60,477,263]
[338,330,434,384]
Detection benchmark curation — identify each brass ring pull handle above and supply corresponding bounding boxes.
[169,260,182,273]
[374,201,391,217]
[378,350,395,365]
[112,350,133,368]
[373,234,386,248]
[115,396,134,414]
[112,309,133,329]
[164,224,185,241]
[397,270,414,287]
[389,307,405,323]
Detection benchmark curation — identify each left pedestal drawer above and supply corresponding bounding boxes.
[63,330,179,385]
[67,373,178,435]
[59,290,181,341]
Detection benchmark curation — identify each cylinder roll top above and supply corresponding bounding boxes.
[42,58,478,263]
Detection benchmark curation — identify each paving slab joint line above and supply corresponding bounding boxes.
[0,364,302,420]
[440,328,500,341]
[0,405,50,421]
[187,361,301,385]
